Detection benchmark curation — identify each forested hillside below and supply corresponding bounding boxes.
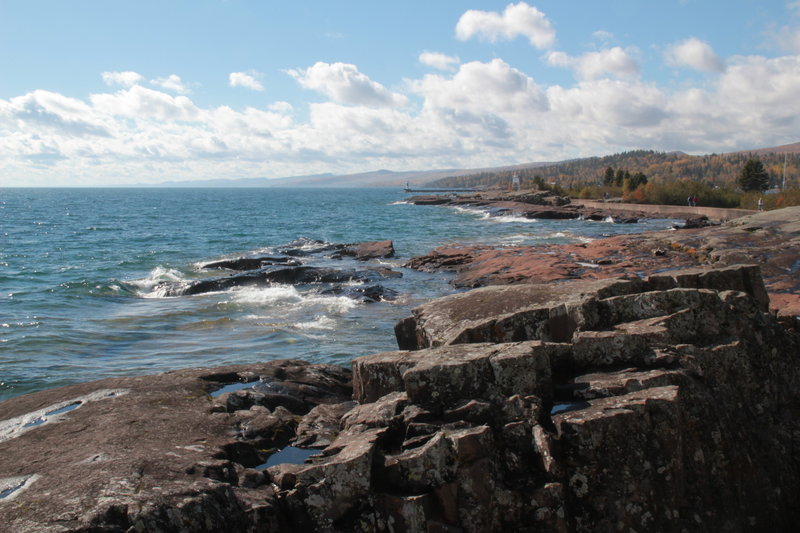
[429,149,799,190]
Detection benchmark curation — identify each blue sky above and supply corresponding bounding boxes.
[1,1,798,186]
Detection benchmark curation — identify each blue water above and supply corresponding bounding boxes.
[0,188,677,401]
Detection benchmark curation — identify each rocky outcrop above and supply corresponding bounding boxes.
[174,265,397,297]
[405,190,648,222]
[395,264,769,350]
[158,239,401,302]
[0,360,352,532]
[353,264,800,532]
[405,206,800,322]
[2,264,799,532]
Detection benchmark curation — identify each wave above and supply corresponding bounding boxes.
[227,285,358,314]
[126,266,190,298]
[293,316,338,331]
[482,213,537,224]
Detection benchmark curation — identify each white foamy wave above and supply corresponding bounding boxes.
[293,316,338,331]
[450,206,484,217]
[484,214,537,224]
[129,267,189,298]
[229,285,304,306]
[499,234,532,245]
[228,285,358,314]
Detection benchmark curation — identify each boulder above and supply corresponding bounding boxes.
[394,277,642,349]
[330,240,395,260]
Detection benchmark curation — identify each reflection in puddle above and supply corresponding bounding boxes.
[256,446,317,470]
[22,402,82,428]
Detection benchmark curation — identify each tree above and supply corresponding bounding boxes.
[615,169,625,187]
[738,158,770,192]
[603,166,615,186]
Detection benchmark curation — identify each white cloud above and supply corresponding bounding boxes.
[287,62,408,108]
[268,101,293,113]
[547,47,640,80]
[592,30,614,42]
[229,71,265,91]
[3,48,800,185]
[3,90,111,138]
[419,51,460,71]
[90,85,200,122]
[665,38,725,72]
[455,2,555,49]
[413,58,547,115]
[775,25,800,53]
[101,71,143,88]
[151,74,190,94]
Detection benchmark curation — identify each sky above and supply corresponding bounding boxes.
[1,1,799,187]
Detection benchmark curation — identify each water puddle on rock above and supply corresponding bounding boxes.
[255,447,317,470]
[0,475,38,501]
[22,402,82,428]
[550,401,591,415]
[209,381,258,398]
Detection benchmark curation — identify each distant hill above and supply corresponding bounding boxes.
[150,142,799,189]
[732,141,800,156]
[151,162,557,188]
[428,143,800,190]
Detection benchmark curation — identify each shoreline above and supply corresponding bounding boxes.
[405,195,799,322]
[2,201,799,531]
[406,189,755,223]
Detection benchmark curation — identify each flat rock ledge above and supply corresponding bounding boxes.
[2,265,800,532]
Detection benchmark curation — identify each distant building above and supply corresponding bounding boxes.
[511,175,520,191]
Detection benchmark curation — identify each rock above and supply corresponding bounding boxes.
[0,360,351,533]
[330,240,395,260]
[320,284,399,303]
[201,256,301,270]
[394,277,642,349]
[294,401,357,448]
[171,266,388,297]
[3,264,800,532]
[403,206,800,321]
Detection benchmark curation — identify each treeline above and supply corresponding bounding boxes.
[429,150,799,191]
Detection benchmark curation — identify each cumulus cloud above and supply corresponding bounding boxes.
[419,51,460,71]
[287,62,408,108]
[3,46,800,185]
[4,90,111,138]
[90,85,200,122]
[101,71,143,88]
[455,2,555,49]
[151,74,190,94]
[229,71,265,91]
[413,58,547,115]
[547,47,640,80]
[665,38,725,72]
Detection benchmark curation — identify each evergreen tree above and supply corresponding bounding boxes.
[615,169,625,187]
[738,158,770,192]
[604,166,615,186]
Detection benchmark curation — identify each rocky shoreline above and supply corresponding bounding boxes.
[2,201,800,532]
